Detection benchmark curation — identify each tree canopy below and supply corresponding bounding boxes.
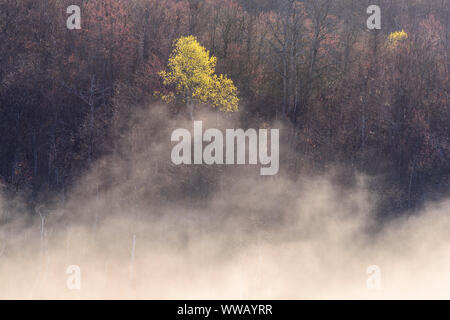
[159,36,239,117]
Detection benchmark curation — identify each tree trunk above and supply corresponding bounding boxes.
[186,95,194,121]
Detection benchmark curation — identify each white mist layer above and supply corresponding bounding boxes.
[0,106,449,299]
[1,179,449,299]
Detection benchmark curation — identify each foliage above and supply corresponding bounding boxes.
[0,0,448,214]
[388,29,408,47]
[159,36,239,112]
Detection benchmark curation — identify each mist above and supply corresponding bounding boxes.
[0,105,449,300]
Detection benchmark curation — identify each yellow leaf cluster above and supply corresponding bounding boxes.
[388,29,408,48]
[159,36,239,112]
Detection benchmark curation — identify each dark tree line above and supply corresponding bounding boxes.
[0,0,448,215]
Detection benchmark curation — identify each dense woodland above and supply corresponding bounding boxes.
[0,0,448,217]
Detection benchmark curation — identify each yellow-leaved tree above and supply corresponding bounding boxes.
[388,29,408,48]
[158,36,239,119]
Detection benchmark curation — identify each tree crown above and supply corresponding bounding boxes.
[159,36,239,112]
